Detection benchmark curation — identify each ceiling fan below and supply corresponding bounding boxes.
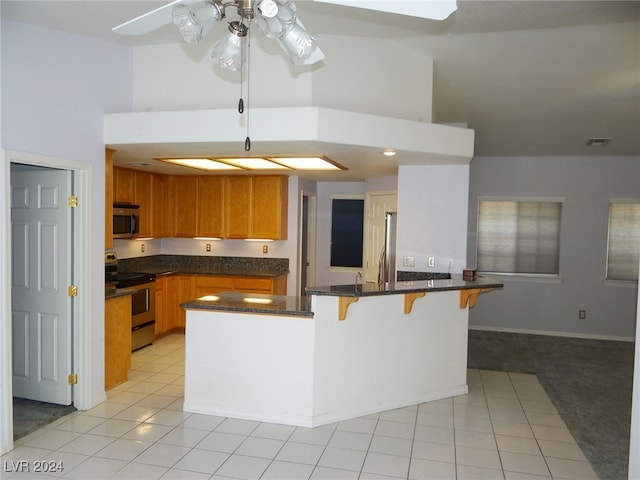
[112,0,458,70]
[113,0,456,151]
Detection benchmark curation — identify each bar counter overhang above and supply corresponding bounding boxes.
[181,276,503,427]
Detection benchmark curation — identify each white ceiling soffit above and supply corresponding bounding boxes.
[312,0,458,21]
[105,107,474,179]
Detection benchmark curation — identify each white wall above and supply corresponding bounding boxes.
[311,35,433,122]
[467,156,640,339]
[131,34,432,122]
[132,36,314,112]
[396,165,470,273]
[1,20,133,428]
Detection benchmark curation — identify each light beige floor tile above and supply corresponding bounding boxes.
[172,448,229,475]
[133,442,191,468]
[499,451,550,476]
[494,435,542,455]
[537,438,588,461]
[408,458,456,480]
[411,439,455,463]
[456,445,502,470]
[369,435,413,457]
[545,457,598,480]
[362,452,410,478]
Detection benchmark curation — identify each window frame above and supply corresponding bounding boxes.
[329,195,365,271]
[605,198,640,285]
[475,196,565,280]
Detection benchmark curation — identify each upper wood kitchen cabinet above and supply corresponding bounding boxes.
[224,176,252,239]
[151,174,175,238]
[134,171,152,238]
[113,167,135,204]
[252,176,288,240]
[197,176,225,238]
[174,176,199,237]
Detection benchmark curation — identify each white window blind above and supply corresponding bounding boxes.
[477,200,562,275]
[606,202,640,281]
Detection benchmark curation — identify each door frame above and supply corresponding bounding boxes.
[0,149,94,454]
[299,191,317,296]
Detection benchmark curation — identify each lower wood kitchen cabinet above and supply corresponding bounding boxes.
[105,294,132,390]
[156,273,288,336]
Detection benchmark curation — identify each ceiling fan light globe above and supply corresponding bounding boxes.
[278,23,319,65]
[258,0,279,18]
[255,3,296,38]
[211,22,247,71]
[172,1,223,45]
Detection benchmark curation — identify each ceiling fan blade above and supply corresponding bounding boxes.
[113,0,198,35]
[312,0,457,21]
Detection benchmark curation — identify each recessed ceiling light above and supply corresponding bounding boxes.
[382,149,397,157]
[585,137,613,147]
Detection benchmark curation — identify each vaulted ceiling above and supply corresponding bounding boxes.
[3,1,639,172]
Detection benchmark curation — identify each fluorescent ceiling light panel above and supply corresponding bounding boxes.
[269,157,344,170]
[162,158,242,170]
[220,158,290,170]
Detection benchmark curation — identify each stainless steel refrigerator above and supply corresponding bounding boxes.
[378,212,397,284]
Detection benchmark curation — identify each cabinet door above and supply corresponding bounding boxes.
[167,275,196,329]
[224,176,252,239]
[155,277,166,335]
[252,176,288,240]
[105,295,131,390]
[196,275,233,297]
[151,174,174,238]
[174,176,199,237]
[134,171,152,237]
[113,168,135,204]
[197,176,224,238]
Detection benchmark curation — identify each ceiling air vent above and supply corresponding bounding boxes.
[585,137,613,147]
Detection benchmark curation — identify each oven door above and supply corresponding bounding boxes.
[130,281,156,350]
[131,281,155,327]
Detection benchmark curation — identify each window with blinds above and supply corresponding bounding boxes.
[477,200,562,275]
[606,202,640,281]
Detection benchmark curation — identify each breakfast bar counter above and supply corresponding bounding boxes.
[182,276,502,427]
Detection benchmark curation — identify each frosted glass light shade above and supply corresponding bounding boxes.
[211,21,248,71]
[172,1,223,45]
[277,20,324,65]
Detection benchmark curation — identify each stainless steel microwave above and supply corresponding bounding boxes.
[113,204,139,238]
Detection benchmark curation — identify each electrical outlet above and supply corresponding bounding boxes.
[403,256,415,267]
[140,243,145,253]
[206,243,211,252]
[579,310,586,320]
[427,256,435,268]
[263,245,269,254]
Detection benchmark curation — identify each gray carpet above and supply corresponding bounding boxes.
[13,397,76,440]
[468,329,634,480]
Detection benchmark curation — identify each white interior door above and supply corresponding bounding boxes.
[11,165,73,405]
[364,193,397,282]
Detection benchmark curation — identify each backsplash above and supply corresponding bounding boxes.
[396,271,451,281]
[118,255,289,276]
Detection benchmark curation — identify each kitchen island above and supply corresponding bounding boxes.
[181,276,502,427]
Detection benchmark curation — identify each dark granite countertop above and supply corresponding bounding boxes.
[118,255,289,278]
[105,288,136,300]
[306,275,503,297]
[181,291,313,318]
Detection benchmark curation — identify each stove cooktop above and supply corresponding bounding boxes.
[116,272,156,288]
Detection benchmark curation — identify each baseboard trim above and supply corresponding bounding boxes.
[469,325,634,343]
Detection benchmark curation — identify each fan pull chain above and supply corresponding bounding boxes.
[244,25,252,151]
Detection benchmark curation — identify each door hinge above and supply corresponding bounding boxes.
[68,285,78,297]
[68,373,78,385]
[68,195,78,208]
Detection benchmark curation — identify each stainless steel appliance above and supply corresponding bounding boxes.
[113,204,140,238]
[104,250,156,351]
[378,212,397,284]
[117,272,156,351]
